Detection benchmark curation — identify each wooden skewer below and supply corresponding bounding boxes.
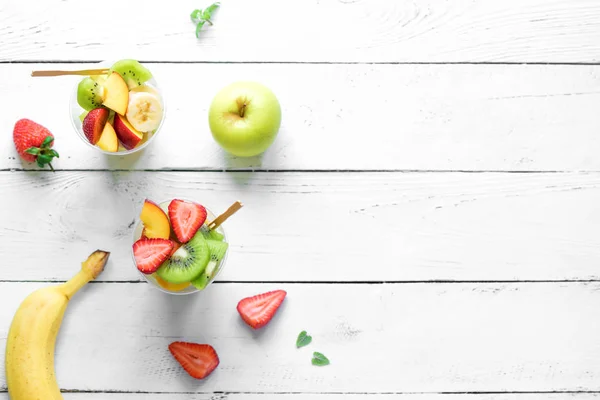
[31,68,109,77]
[208,201,243,230]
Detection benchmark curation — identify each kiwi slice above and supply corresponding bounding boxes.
[191,240,228,290]
[77,77,105,111]
[110,59,152,89]
[156,232,210,284]
[200,224,225,241]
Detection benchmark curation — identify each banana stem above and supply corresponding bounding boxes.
[60,250,110,299]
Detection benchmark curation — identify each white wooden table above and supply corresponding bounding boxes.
[2,0,600,398]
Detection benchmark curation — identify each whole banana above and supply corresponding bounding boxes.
[5,250,110,400]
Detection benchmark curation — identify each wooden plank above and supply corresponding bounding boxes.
[0,394,597,399]
[1,0,600,63]
[0,282,598,392]
[1,171,600,283]
[2,64,600,172]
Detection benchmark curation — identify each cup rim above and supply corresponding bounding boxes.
[68,65,166,156]
[131,198,229,295]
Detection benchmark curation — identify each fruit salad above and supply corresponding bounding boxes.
[132,199,228,294]
[74,60,164,153]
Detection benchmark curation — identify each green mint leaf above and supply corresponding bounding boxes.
[195,20,206,38]
[296,331,312,348]
[41,136,54,147]
[312,352,330,366]
[25,147,40,155]
[190,9,202,21]
[202,2,220,20]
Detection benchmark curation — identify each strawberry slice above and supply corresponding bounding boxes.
[237,290,287,329]
[169,342,220,380]
[132,238,174,274]
[168,199,207,243]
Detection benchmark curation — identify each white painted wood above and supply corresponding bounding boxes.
[0,394,596,399]
[1,0,600,63]
[0,282,598,392]
[2,63,600,172]
[2,171,600,282]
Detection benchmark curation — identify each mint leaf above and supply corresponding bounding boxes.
[312,352,330,366]
[191,2,220,37]
[296,331,312,348]
[190,9,202,22]
[202,2,220,22]
[195,20,206,38]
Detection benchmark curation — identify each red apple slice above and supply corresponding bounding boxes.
[114,114,143,150]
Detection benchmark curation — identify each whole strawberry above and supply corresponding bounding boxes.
[13,119,59,171]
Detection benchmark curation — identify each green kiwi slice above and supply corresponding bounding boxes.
[200,224,225,241]
[191,240,229,290]
[156,232,210,284]
[110,59,153,89]
[76,77,105,111]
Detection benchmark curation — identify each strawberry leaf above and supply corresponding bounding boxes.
[25,147,40,155]
[312,352,330,366]
[296,331,312,348]
[41,136,54,147]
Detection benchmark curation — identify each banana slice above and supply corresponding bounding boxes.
[126,91,163,132]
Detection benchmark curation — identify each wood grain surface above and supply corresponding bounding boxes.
[1,63,600,172]
[0,282,598,393]
[1,171,599,282]
[1,0,600,63]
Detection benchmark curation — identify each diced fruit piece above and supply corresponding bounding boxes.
[77,77,105,111]
[237,290,287,330]
[96,121,119,152]
[82,108,109,145]
[156,231,210,284]
[168,199,207,243]
[130,84,160,96]
[113,114,143,149]
[110,59,153,89]
[133,238,174,274]
[191,240,228,290]
[90,74,108,85]
[102,72,129,115]
[79,111,89,122]
[140,200,171,239]
[12,119,59,170]
[200,224,224,241]
[126,91,163,132]
[154,274,191,292]
[169,342,219,380]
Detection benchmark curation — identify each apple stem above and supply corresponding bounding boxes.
[239,103,247,118]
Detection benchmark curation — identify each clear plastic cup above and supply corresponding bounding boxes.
[131,200,228,295]
[68,63,166,155]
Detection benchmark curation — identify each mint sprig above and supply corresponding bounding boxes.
[311,352,330,366]
[190,2,220,38]
[296,331,312,348]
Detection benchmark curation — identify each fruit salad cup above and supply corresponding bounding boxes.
[69,59,165,155]
[132,199,231,295]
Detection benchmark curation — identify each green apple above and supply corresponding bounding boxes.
[208,81,282,157]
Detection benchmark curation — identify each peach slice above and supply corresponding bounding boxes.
[102,72,129,115]
[96,121,119,152]
[153,274,191,292]
[140,200,171,239]
[114,114,143,150]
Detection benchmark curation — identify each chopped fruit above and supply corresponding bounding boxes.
[130,84,160,96]
[13,118,59,170]
[82,108,110,145]
[169,342,219,380]
[237,290,287,329]
[140,200,171,239]
[168,199,207,243]
[102,72,129,115]
[77,77,105,111]
[200,224,224,241]
[156,231,210,284]
[113,114,143,149]
[126,91,163,132]
[133,238,174,274]
[154,274,190,292]
[96,121,119,152]
[191,240,228,290]
[110,59,153,89]
[169,241,182,257]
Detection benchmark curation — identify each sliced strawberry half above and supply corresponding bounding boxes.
[168,199,207,243]
[237,290,287,329]
[132,238,174,274]
[169,342,220,380]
